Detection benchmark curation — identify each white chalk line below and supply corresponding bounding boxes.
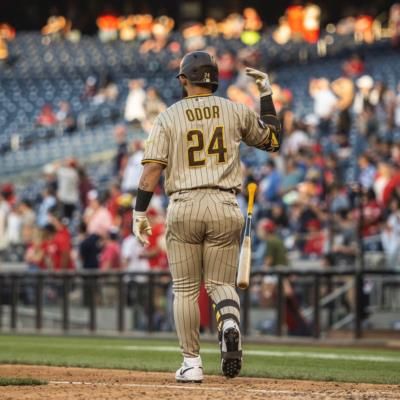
[48,380,397,398]
[104,345,400,363]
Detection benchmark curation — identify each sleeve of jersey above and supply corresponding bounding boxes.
[241,106,281,153]
[141,117,169,167]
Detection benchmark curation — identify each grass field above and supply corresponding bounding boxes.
[0,377,46,386]
[0,334,399,385]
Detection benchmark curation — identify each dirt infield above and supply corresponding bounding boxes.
[0,365,398,400]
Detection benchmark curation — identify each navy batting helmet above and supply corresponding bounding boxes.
[176,51,219,92]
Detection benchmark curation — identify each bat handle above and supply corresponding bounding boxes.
[247,183,257,215]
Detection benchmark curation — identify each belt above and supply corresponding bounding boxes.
[176,186,237,195]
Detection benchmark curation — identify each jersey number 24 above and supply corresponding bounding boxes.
[187,126,227,167]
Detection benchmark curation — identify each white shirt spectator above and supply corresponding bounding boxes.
[121,234,150,282]
[313,88,337,120]
[121,150,144,192]
[395,90,400,127]
[382,212,400,270]
[124,80,146,123]
[0,197,10,250]
[6,209,22,244]
[57,165,79,205]
[282,129,311,155]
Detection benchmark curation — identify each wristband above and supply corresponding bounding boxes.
[260,95,277,117]
[134,189,153,212]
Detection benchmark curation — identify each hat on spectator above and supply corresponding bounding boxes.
[87,189,98,201]
[356,75,374,90]
[117,193,133,208]
[261,219,276,233]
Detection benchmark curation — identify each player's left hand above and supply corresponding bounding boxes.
[245,67,272,96]
[133,211,152,245]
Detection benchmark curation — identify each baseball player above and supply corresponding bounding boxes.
[133,51,281,382]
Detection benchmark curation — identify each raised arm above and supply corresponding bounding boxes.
[243,67,281,152]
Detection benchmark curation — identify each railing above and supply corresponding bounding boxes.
[0,268,399,339]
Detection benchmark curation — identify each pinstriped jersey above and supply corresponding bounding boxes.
[141,94,279,195]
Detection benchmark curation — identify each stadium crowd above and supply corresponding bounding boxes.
[1,50,400,271]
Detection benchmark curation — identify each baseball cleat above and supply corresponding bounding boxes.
[220,321,242,378]
[175,357,203,383]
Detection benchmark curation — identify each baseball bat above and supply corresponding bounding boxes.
[237,182,257,290]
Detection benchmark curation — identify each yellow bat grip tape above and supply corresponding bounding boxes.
[247,183,257,215]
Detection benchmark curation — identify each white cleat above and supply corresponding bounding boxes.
[175,356,204,383]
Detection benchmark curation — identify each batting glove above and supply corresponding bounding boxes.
[132,211,152,246]
[245,67,273,96]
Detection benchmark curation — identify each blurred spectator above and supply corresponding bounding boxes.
[77,165,93,210]
[259,159,281,202]
[36,104,57,128]
[45,209,75,271]
[142,87,166,132]
[0,23,15,64]
[358,154,377,190]
[303,219,325,258]
[0,193,10,252]
[6,203,22,247]
[124,80,146,125]
[25,226,48,271]
[37,187,57,227]
[97,12,119,42]
[329,209,358,266]
[121,140,144,194]
[272,17,292,45]
[106,182,122,224]
[19,200,36,244]
[41,15,71,40]
[309,78,337,134]
[395,84,400,127]
[81,76,98,101]
[139,15,174,53]
[57,158,79,220]
[218,51,236,94]
[84,190,113,238]
[56,101,76,133]
[390,3,400,47]
[342,54,365,78]
[95,73,119,104]
[354,14,374,44]
[331,75,355,136]
[78,222,101,270]
[286,2,304,41]
[100,228,121,270]
[302,3,321,43]
[121,230,150,283]
[113,124,128,177]
[382,198,400,270]
[282,121,311,156]
[353,75,375,117]
[259,219,289,269]
[0,38,8,63]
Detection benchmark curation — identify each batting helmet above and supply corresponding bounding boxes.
[176,51,219,92]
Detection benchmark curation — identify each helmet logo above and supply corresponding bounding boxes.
[204,72,211,82]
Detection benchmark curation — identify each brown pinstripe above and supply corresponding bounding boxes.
[167,189,244,357]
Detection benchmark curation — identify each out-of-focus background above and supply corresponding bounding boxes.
[0,0,400,340]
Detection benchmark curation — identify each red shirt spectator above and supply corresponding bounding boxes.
[100,236,121,270]
[44,225,74,271]
[37,105,57,127]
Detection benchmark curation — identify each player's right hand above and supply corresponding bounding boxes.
[245,67,273,96]
[132,211,152,246]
